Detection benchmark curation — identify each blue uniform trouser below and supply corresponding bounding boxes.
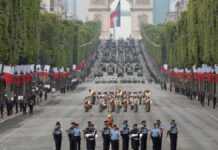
[151,137,159,150]
[170,134,177,150]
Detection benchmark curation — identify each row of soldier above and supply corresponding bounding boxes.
[84,89,152,113]
[53,119,178,150]
[0,84,48,119]
[160,80,217,109]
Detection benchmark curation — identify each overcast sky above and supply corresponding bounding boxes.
[67,0,171,23]
[66,0,88,21]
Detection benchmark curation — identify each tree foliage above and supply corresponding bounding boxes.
[141,0,218,67]
[0,1,101,67]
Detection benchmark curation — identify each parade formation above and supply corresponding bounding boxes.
[84,89,152,113]
[0,0,217,150]
[53,118,178,150]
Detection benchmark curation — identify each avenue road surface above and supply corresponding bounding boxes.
[0,45,218,150]
[1,77,218,150]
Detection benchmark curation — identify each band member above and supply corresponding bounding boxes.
[122,98,128,112]
[102,120,111,150]
[106,114,113,127]
[115,99,122,113]
[140,121,148,150]
[133,97,139,112]
[110,98,115,112]
[99,96,107,112]
[130,124,140,150]
[167,120,178,150]
[53,122,62,150]
[120,120,130,150]
[89,89,96,105]
[144,95,152,112]
[84,97,92,112]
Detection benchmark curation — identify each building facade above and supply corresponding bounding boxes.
[166,0,189,22]
[88,0,153,39]
[40,0,66,19]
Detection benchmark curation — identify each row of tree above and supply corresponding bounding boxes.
[0,0,100,67]
[141,0,218,68]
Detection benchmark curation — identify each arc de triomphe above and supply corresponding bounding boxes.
[88,0,153,39]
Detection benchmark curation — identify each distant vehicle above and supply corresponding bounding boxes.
[94,71,103,77]
[135,63,142,72]
[107,64,114,75]
[137,70,143,77]
[126,66,134,75]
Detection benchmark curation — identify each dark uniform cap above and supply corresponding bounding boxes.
[133,124,137,127]
[141,120,146,124]
[123,120,128,124]
[56,121,61,126]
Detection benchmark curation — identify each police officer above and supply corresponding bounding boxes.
[156,120,163,150]
[53,122,62,150]
[73,123,81,150]
[111,124,120,150]
[120,120,130,150]
[84,121,97,150]
[130,124,140,150]
[140,121,148,150]
[67,122,75,150]
[102,120,111,150]
[167,120,178,150]
[150,123,161,150]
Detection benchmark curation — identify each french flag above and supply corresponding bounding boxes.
[110,0,121,28]
[3,65,14,85]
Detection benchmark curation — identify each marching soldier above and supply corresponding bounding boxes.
[73,123,81,150]
[130,124,140,150]
[156,120,164,150]
[84,121,97,150]
[106,114,114,127]
[23,98,28,115]
[53,122,62,150]
[111,124,120,150]
[144,97,151,112]
[133,96,139,112]
[140,121,148,150]
[120,120,130,150]
[150,123,161,150]
[89,89,96,105]
[122,97,128,112]
[0,98,5,119]
[167,120,178,150]
[28,97,34,114]
[102,120,111,150]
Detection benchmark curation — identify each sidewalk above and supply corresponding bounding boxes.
[0,92,60,124]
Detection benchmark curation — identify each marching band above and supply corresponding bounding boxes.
[83,89,152,113]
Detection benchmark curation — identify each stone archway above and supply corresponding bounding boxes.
[88,0,153,39]
[110,0,132,39]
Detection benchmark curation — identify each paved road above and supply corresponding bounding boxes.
[0,43,218,150]
[0,78,218,150]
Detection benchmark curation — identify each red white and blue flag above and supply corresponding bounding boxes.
[110,0,121,28]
